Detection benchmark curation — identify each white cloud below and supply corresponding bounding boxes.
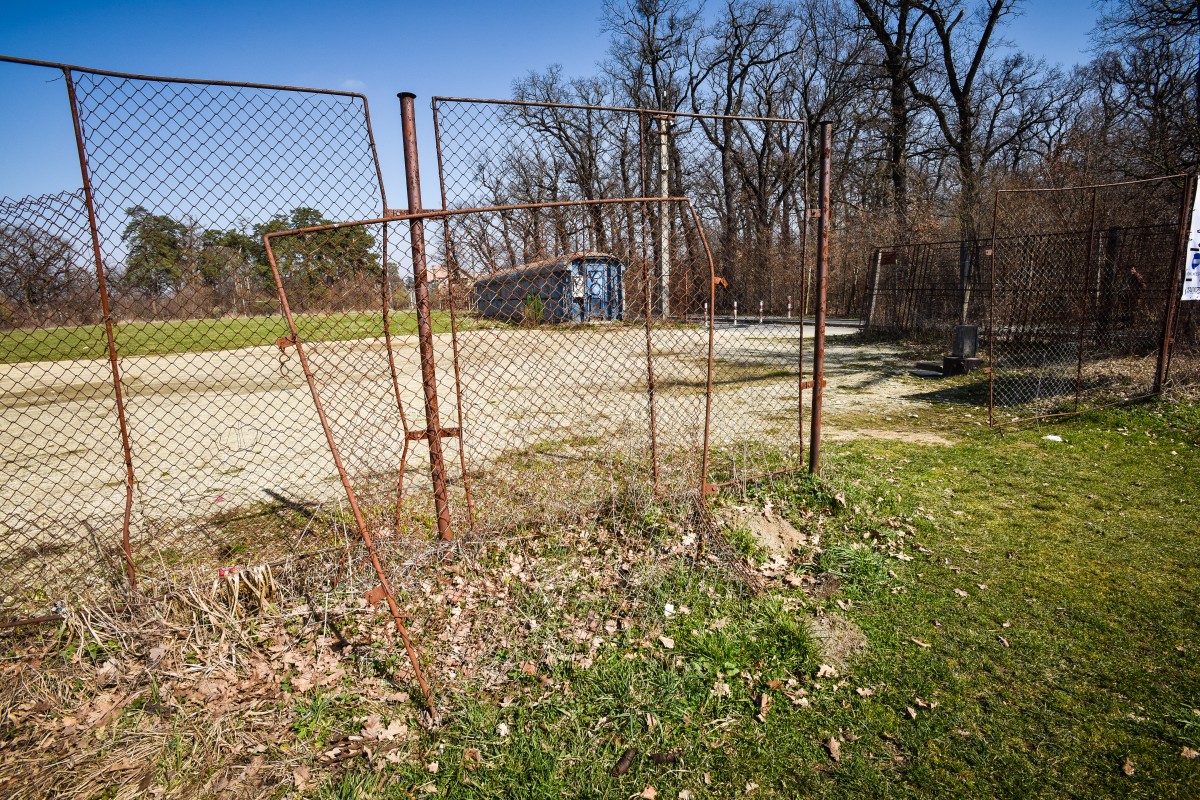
[340,79,367,91]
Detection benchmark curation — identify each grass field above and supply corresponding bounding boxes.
[3,398,1197,798]
[0,310,460,364]
[324,401,1195,798]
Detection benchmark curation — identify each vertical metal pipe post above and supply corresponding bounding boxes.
[65,68,138,591]
[399,92,453,541]
[1155,174,1196,392]
[809,122,832,474]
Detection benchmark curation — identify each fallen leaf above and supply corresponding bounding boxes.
[678,792,692,800]
[293,765,311,790]
[496,722,510,737]
[856,687,874,697]
[745,783,759,792]
[96,660,121,688]
[361,715,384,740]
[756,693,772,722]
[1122,757,1135,776]
[462,747,483,770]
[711,681,732,698]
[999,636,1010,648]
[365,584,388,606]
[640,786,658,799]
[953,588,969,597]
[827,737,841,762]
[427,762,439,773]
[906,707,918,720]
[817,664,838,679]
[659,636,675,650]
[765,679,784,691]
[1182,746,1199,760]
[520,661,537,676]
[612,748,637,776]
[381,720,407,741]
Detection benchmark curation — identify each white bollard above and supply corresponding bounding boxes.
[703,301,709,329]
[733,301,738,327]
[759,300,764,324]
[787,295,792,319]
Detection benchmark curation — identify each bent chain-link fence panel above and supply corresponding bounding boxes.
[265,199,717,541]
[989,176,1190,423]
[432,97,813,487]
[1,57,389,618]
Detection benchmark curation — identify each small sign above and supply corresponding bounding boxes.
[1183,176,1200,301]
[879,250,898,266]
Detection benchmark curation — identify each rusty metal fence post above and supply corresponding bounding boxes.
[399,93,454,541]
[1155,174,1196,392]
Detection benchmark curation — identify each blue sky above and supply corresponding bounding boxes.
[0,0,1098,207]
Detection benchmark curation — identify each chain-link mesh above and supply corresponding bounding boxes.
[1,189,130,608]
[265,199,716,538]
[432,98,812,484]
[1,59,389,617]
[989,176,1190,421]
[862,240,989,342]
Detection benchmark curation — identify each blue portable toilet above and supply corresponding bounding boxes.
[474,252,625,323]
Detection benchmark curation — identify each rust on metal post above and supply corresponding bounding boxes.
[797,140,811,452]
[1155,174,1195,392]
[637,110,661,493]
[809,122,832,474]
[399,92,454,542]
[63,67,138,593]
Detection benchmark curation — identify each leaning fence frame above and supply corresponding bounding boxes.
[0,54,391,624]
[428,95,828,481]
[986,173,1195,426]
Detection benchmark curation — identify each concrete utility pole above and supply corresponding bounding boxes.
[658,115,672,319]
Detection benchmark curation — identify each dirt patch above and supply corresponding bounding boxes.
[724,506,810,558]
[807,612,868,670]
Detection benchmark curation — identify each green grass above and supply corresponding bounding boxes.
[318,400,1200,798]
[0,310,459,364]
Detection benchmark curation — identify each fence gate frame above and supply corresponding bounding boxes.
[427,94,830,486]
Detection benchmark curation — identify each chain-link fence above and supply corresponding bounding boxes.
[432,97,815,482]
[1,57,388,619]
[861,239,989,342]
[2,62,831,630]
[989,175,1193,422]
